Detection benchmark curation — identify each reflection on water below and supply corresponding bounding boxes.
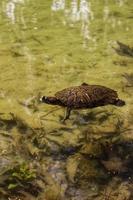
[0,0,133,199]
[5,0,24,24]
[23,46,35,103]
[79,0,94,46]
[117,0,125,7]
[103,2,109,22]
[51,0,65,11]
[52,0,94,46]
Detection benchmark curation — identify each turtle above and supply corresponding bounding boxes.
[40,83,125,121]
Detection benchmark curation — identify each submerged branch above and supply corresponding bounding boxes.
[113,41,133,57]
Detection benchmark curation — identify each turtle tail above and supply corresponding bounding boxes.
[40,96,61,105]
[114,99,125,107]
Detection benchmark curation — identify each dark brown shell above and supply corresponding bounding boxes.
[55,84,118,108]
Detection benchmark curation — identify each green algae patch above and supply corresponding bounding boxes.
[0,162,43,198]
[2,163,36,189]
[9,163,36,182]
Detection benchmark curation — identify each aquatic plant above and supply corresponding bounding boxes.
[80,141,103,158]
[123,73,133,87]
[0,162,42,198]
[113,60,128,67]
[97,178,131,200]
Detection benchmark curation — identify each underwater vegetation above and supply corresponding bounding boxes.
[113,41,133,58]
[0,162,42,196]
[0,0,133,200]
[123,73,133,87]
[0,110,133,200]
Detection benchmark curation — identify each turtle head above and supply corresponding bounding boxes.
[40,96,60,105]
[114,99,125,107]
[40,96,50,103]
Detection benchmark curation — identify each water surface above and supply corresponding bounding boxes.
[0,0,133,199]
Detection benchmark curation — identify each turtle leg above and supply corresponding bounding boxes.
[62,107,72,122]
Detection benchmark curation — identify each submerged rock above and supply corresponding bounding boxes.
[80,142,103,158]
[101,157,128,174]
[96,178,132,200]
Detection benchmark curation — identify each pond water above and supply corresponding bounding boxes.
[0,0,133,199]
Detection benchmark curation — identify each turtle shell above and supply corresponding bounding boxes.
[55,84,118,108]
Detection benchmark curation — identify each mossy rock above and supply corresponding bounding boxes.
[80,142,103,158]
[75,156,107,181]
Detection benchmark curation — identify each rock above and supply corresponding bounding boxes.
[101,157,128,174]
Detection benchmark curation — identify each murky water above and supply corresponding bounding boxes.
[0,0,133,199]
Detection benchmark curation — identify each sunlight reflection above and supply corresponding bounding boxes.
[79,0,94,46]
[51,0,94,47]
[51,0,65,11]
[5,0,24,24]
[116,0,125,7]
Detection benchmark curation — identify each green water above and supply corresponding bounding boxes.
[0,0,133,199]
